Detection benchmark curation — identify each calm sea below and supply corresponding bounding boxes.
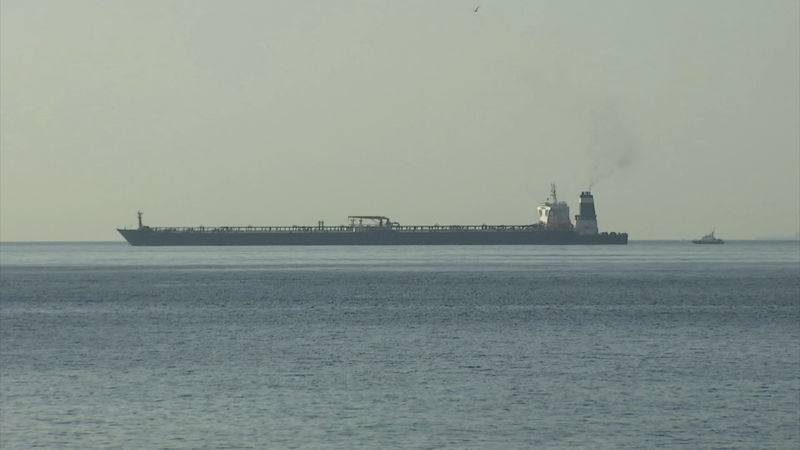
[1,241,798,448]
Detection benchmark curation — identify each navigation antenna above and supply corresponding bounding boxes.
[550,183,558,203]
[137,211,143,229]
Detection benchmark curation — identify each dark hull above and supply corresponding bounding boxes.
[118,228,628,246]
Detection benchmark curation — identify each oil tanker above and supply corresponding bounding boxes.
[117,185,627,246]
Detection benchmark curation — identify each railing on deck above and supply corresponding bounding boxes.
[139,224,544,233]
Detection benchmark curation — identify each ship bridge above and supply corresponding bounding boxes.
[537,183,573,230]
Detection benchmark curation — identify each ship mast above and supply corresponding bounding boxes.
[137,211,143,229]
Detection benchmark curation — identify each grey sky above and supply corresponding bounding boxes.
[1,0,798,240]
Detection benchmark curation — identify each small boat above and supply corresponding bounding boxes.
[693,231,724,244]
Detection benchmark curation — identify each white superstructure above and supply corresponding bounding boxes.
[537,184,573,230]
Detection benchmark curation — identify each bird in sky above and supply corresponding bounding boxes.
[474,5,480,13]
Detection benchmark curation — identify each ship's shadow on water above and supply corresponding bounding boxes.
[1,242,799,448]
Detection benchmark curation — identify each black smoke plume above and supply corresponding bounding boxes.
[586,102,638,189]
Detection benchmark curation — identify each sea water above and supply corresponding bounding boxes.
[1,241,798,448]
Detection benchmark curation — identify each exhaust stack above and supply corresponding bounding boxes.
[574,191,598,235]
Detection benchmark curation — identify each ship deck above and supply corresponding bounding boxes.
[130,224,547,234]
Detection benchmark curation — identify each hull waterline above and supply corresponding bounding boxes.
[117,228,628,246]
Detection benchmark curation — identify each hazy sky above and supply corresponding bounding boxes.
[1,0,798,241]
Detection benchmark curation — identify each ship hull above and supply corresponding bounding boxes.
[118,228,628,246]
